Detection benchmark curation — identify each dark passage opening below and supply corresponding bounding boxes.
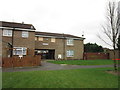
[35,49,55,59]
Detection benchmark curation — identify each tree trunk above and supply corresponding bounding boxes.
[118,50,120,59]
[113,49,117,71]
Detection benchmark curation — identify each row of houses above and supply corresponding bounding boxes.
[0,21,85,60]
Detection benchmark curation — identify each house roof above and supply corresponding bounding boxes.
[0,21,36,30]
[35,31,85,40]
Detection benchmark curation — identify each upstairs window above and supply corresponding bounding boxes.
[3,30,12,37]
[22,31,29,38]
[66,50,74,57]
[67,39,74,45]
[51,38,55,42]
[13,47,27,55]
[35,37,37,41]
[45,38,49,40]
[38,37,43,41]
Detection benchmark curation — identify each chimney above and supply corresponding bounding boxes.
[22,22,24,24]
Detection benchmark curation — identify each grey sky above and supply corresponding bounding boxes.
[0,0,119,49]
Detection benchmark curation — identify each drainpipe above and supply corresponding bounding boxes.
[11,28,15,57]
[8,43,12,57]
[63,33,65,60]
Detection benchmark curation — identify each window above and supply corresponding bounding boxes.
[35,37,37,41]
[45,38,49,40]
[51,38,55,42]
[22,31,29,38]
[66,50,74,57]
[3,30,12,36]
[67,39,74,45]
[13,47,27,55]
[38,37,43,41]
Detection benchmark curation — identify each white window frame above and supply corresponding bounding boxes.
[67,38,74,45]
[22,31,29,38]
[66,50,74,57]
[3,30,12,37]
[13,47,27,55]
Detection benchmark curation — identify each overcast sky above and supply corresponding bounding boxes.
[0,0,119,49]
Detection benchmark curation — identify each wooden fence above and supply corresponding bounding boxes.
[2,55,41,68]
[83,53,109,60]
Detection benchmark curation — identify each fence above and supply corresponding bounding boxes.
[2,55,41,68]
[83,53,109,60]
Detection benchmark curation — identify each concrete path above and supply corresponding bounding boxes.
[2,61,114,72]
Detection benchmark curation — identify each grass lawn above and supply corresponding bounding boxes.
[2,67,118,88]
[47,60,117,65]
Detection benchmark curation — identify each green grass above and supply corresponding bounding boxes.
[0,70,2,89]
[47,60,117,65]
[2,67,118,88]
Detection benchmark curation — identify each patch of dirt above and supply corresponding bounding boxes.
[105,70,120,76]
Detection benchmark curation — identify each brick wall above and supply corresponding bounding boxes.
[13,30,35,56]
[84,53,109,60]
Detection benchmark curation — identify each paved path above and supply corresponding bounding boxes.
[2,61,114,72]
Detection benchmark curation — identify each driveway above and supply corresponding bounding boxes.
[2,61,114,72]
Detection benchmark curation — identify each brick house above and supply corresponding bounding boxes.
[1,21,84,60]
[35,32,84,60]
[103,48,120,59]
[0,21,36,58]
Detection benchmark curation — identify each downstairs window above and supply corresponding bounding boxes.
[66,50,74,57]
[13,47,27,55]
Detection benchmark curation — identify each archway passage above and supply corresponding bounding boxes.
[35,49,55,60]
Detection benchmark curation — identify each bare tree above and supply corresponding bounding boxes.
[118,1,120,58]
[98,1,119,71]
[117,34,120,58]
